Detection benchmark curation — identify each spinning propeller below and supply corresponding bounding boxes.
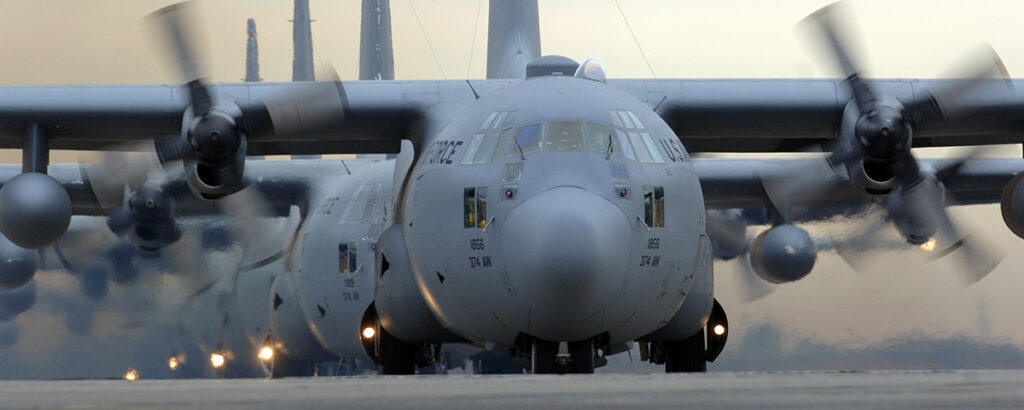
[760,2,1008,285]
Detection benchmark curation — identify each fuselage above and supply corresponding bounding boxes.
[401,75,710,347]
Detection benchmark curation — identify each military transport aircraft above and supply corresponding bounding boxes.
[3,0,1024,375]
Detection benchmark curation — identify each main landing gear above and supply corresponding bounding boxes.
[640,299,729,373]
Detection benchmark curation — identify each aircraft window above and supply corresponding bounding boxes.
[477,188,488,228]
[493,128,514,161]
[629,132,654,163]
[503,162,523,182]
[473,134,500,164]
[617,111,635,129]
[460,134,486,165]
[610,111,625,128]
[585,123,619,155]
[627,111,645,129]
[544,121,585,151]
[464,187,489,228]
[516,124,543,154]
[464,188,477,228]
[480,112,499,130]
[643,185,666,228]
[615,129,636,160]
[654,186,665,227]
[640,133,665,163]
[492,112,509,130]
[339,241,357,274]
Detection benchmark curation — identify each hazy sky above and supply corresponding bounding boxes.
[1,0,1024,374]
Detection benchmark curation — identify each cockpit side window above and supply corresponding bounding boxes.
[612,110,665,163]
[544,121,585,151]
[463,187,489,229]
[460,134,486,165]
[643,185,666,228]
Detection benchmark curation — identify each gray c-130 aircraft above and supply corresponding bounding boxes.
[3,1,1024,374]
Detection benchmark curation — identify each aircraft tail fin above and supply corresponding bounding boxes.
[359,0,395,81]
[245,18,261,82]
[292,0,315,82]
[486,0,541,79]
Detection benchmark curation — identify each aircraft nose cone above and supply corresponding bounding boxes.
[502,187,630,338]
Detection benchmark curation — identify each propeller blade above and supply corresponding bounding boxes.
[800,2,875,115]
[902,45,1011,126]
[760,158,845,222]
[217,185,287,268]
[927,193,1004,285]
[145,2,211,116]
[735,252,773,302]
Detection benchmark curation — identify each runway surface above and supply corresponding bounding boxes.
[1,371,1022,409]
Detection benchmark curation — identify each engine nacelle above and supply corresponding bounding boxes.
[184,144,247,201]
[706,209,748,260]
[1001,171,1024,240]
[0,173,71,249]
[374,225,463,343]
[847,159,897,197]
[0,234,37,290]
[749,224,817,284]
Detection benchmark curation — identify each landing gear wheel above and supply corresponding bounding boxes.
[569,339,595,374]
[376,322,417,375]
[531,338,558,374]
[664,329,707,373]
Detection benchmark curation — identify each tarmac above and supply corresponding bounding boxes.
[1,371,1022,409]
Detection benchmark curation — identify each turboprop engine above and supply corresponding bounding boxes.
[748,224,817,284]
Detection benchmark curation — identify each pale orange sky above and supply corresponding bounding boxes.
[0,0,1023,352]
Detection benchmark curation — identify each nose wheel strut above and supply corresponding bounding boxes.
[529,337,596,374]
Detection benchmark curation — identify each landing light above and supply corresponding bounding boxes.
[713,324,726,336]
[168,357,179,370]
[259,346,274,361]
[124,368,139,381]
[920,238,937,252]
[362,326,376,339]
[210,353,226,368]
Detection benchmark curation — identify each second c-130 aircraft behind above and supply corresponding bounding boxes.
[5,1,1024,374]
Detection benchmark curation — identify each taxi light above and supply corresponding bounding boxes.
[210,353,226,368]
[168,357,179,370]
[920,238,937,252]
[259,346,274,361]
[362,326,376,339]
[124,368,139,381]
[713,324,726,336]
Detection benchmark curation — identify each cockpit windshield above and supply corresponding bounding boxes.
[459,110,678,165]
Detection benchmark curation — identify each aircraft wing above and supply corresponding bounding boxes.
[0,80,494,156]
[694,157,1023,211]
[610,79,1024,153]
[0,78,1021,156]
[0,160,350,217]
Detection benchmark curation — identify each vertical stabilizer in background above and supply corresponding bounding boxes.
[292,0,315,82]
[292,0,320,159]
[245,18,261,83]
[359,0,395,80]
[486,0,541,79]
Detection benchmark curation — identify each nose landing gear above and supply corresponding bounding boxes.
[521,336,598,374]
